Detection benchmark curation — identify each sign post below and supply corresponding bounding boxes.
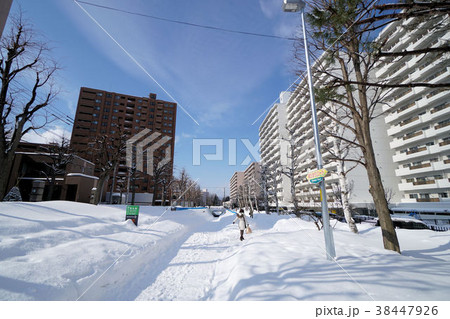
[126,205,140,226]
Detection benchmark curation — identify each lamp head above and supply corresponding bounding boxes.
[282,0,306,13]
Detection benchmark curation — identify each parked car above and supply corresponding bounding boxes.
[353,215,373,223]
[376,217,429,230]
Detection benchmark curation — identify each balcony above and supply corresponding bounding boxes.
[402,131,423,141]
[395,160,450,177]
[385,102,418,123]
[388,116,420,136]
[417,198,441,203]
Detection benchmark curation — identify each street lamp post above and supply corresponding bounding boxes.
[282,0,336,260]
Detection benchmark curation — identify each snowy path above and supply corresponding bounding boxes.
[135,214,238,300]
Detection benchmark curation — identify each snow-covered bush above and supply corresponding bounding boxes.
[3,186,22,201]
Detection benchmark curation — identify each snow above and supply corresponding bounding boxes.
[0,201,449,302]
[66,173,99,179]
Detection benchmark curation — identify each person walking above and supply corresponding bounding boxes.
[233,209,247,241]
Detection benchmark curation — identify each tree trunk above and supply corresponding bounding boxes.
[109,163,118,204]
[343,45,400,253]
[94,173,108,205]
[47,175,56,201]
[365,151,400,253]
[0,156,14,200]
[338,170,358,233]
[247,185,254,215]
[161,185,166,206]
[290,174,299,214]
[152,180,158,206]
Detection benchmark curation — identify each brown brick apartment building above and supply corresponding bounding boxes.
[70,87,177,204]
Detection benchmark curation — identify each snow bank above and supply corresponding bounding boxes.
[0,201,212,300]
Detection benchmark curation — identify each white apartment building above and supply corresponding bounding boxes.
[259,92,292,206]
[376,14,450,210]
[243,162,262,199]
[286,80,400,212]
[258,14,449,219]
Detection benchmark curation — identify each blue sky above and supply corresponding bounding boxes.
[8,0,302,196]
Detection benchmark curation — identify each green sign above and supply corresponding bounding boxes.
[126,205,140,216]
[309,176,324,184]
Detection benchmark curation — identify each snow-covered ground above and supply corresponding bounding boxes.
[0,201,449,301]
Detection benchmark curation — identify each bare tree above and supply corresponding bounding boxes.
[0,13,59,199]
[175,168,189,206]
[89,130,127,205]
[39,137,73,200]
[150,154,173,206]
[316,103,361,233]
[260,164,270,214]
[266,164,281,214]
[281,127,306,214]
[160,172,174,206]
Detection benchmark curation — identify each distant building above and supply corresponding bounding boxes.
[243,162,262,201]
[6,142,97,203]
[201,189,209,206]
[70,87,177,205]
[259,92,292,205]
[229,171,244,207]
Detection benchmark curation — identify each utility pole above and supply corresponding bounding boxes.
[283,0,336,260]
